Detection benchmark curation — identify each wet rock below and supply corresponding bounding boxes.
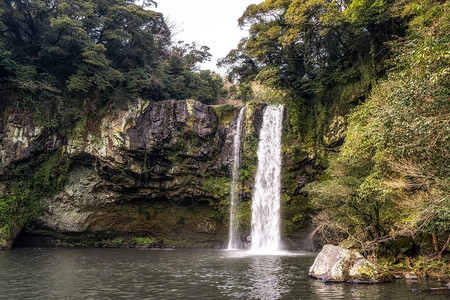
[405,273,418,280]
[1,99,257,248]
[323,115,346,148]
[0,108,60,169]
[0,225,22,250]
[309,244,393,283]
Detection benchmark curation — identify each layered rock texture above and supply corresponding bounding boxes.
[1,99,267,249]
[309,245,393,283]
[1,97,336,250]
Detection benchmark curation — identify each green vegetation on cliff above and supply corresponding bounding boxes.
[0,147,71,248]
[0,1,231,249]
[307,0,449,254]
[222,0,449,264]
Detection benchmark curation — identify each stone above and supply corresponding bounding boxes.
[309,244,393,283]
[1,99,269,248]
[0,108,60,168]
[0,225,23,250]
[323,115,346,148]
[405,273,418,280]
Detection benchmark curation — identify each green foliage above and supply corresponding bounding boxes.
[237,201,252,233]
[222,0,398,90]
[0,194,31,234]
[201,176,231,200]
[0,43,16,75]
[240,130,258,195]
[159,44,224,104]
[346,0,392,25]
[282,194,313,235]
[101,237,124,246]
[379,255,450,276]
[212,105,237,125]
[237,83,253,102]
[306,0,449,251]
[0,147,72,241]
[0,0,223,119]
[133,236,156,246]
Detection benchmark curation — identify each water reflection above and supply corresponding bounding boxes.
[248,256,286,299]
[310,279,346,299]
[1,248,448,299]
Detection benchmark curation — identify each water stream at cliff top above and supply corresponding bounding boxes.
[251,104,284,253]
[228,107,245,250]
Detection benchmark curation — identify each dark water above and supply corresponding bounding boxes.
[0,248,448,299]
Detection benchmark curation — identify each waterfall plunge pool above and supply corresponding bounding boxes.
[1,248,448,299]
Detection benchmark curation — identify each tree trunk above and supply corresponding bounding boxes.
[432,231,439,253]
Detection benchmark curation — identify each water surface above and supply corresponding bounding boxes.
[0,248,447,299]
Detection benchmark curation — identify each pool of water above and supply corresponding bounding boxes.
[0,248,448,299]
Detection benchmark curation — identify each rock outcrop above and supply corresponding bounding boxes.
[309,244,393,283]
[0,107,60,172]
[1,99,266,249]
[323,115,346,148]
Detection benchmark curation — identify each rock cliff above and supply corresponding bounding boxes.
[1,99,266,249]
[1,98,336,250]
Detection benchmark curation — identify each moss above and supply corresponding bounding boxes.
[59,239,97,247]
[212,104,237,125]
[349,260,380,281]
[282,194,313,236]
[101,237,124,246]
[201,176,230,200]
[200,175,232,221]
[185,99,197,128]
[1,147,72,248]
[0,225,16,250]
[1,105,13,127]
[133,236,156,246]
[378,255,450,279]
[237,201,251,233]
[70,117,87,140]
[0,237,7,249]
[240,131,258,197]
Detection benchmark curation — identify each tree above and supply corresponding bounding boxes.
[0,0,171,98]
[307,0,450,253]
[221,0,404,93]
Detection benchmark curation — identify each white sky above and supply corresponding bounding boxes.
[154,0,259,74]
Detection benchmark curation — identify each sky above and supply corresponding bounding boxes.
[154,0,259,74]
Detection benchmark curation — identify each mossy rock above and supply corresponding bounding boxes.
[212,105,237,125]
[309,245,394,283]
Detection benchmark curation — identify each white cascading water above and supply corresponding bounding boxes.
[228,107,245,250]
[251,104,284,253]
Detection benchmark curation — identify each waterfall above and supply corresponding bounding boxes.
[228,107,245,250]
[251,105,284,253]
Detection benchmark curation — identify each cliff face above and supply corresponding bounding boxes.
[1,99,265,249]
[1,98,340,250]
[0,107,60,172]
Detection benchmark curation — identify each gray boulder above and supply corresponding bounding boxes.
[309,244,393,283]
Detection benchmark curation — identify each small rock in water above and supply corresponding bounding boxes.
[405,273,418,280]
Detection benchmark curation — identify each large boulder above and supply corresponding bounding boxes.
[309,244,393,283]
